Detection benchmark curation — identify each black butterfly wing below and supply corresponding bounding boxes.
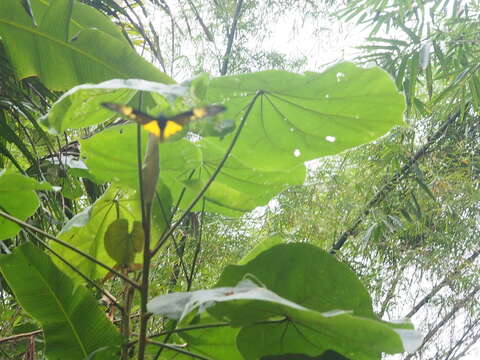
[162,105,226,139]
[167,105,227,125]
[102,103,226,140]
[102,102,164,137]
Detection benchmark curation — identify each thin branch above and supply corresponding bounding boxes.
[444,318,480,360]
[0,330,43,345]
[122,0,167,72]
[404,285,480,360]
[449,331,480,360]
[186,0,214,42]
[151,90,262,257]
[187,200,205,290]
[378,263,406,318]
[168,227,190,287]
[329,110,461,253]
[405,246,480,318]
[146,340,212,360]
[220,0,244,75]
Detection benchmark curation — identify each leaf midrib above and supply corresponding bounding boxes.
[0,18,124,77]
[31,257,88,357]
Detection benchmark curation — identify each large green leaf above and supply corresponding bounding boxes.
[148,315,243,360]
[205,62,406,171]
[237,235,284,265]
[0,0,172,91]
[233,302,407,360]
[40,79,188,134]
[77,63,403,216]
[163,139,305,216]
[0,169,52,240]
[53,64,403,216]
[216,243,375,318]
[80,125,202,189]
[0,243,122,359]
[147,278,420,360]
[81,124,304,216]
[52,184,171,279]
[104,219,144,265]
[30,0,126,43]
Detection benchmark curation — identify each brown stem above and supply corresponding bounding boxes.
[0,330,43,344]
[121,269,135,360]
[137,133,159,359]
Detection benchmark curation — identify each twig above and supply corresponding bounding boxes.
[444,318,480,360]
[0,330,43,344]
[404,285,480,360]
[146,340,212,360]
[186,0,214,42]
[187,200,205,290]
[405,246,480,318]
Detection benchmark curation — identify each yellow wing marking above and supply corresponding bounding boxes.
[192,108,208,118]
[142,121,161,137]
[119,106,134,116]
[163,121,184,139]
[102,103,226,141]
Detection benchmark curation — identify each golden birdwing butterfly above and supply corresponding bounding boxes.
[101,102,226,141]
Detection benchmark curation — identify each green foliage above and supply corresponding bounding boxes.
[0,170,52,240]
[51,184,170,280]
[0,0,433,359]
[104,219,144,265]
[0,0,172,91]
[205,63,406,170]
[40,79,188,134]
[148,244,419,360]
[0,243,122,359]
[217,243,375,317]
[41,63,405,216]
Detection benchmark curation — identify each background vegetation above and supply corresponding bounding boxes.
[0,0,479,359]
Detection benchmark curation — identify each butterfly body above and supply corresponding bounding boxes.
[102,102,226,141]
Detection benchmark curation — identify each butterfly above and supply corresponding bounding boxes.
[102,102,226,141]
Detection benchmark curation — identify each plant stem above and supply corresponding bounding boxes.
[121,268,135,360]
[147,340,212,360]
[137,132,160,359]
[151,90,262,257]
